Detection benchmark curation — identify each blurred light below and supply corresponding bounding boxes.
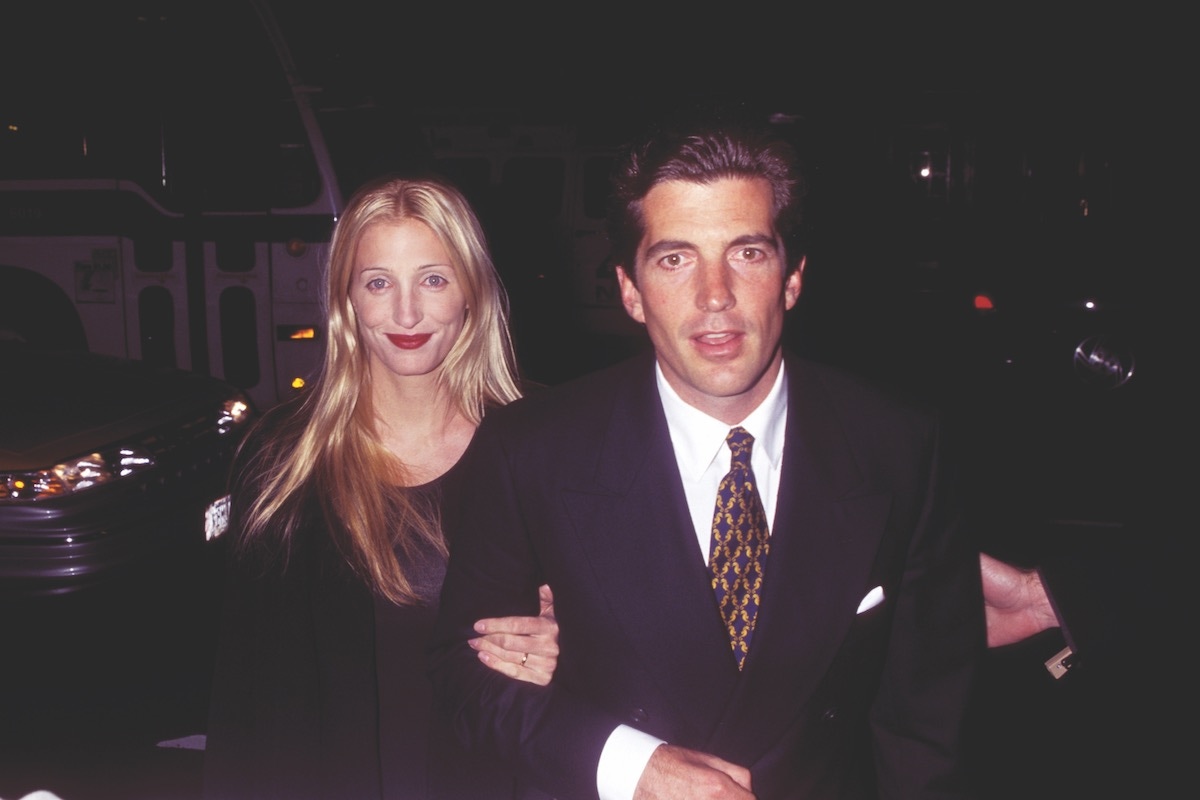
[116,447,154,477]
[285,238,307,257]
[919,167,931,178]
[973,294,995,310]
[1074,335,1136,388]
[55,453,110,492]
[291,376,307,390]
[277,325,319,341]
[218,397,252,435]
[1083,299,1096,310]
[2,447,155,502]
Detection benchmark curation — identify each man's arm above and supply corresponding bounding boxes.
[428,414,619,800]
[469,583,559,685]
[981,514,1184,677]
[433,408,759,800]
[869,417,985,797]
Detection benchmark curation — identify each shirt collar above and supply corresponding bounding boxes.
[656,361,789,482]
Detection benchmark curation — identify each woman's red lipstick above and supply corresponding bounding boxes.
[386,333,431,350]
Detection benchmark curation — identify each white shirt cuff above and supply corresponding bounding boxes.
[596,724,666,800]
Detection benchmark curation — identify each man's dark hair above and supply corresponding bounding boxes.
[606,122,806,282]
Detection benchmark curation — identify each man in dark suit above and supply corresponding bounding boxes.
[430,121,984,799]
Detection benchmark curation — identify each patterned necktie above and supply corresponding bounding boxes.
[709,426,770,671]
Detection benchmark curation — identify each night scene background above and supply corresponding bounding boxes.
[1,1,1190,798]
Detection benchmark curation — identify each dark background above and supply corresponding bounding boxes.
[270,8,1194,798]
[2,2,1191,798]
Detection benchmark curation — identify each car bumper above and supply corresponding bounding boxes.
[0,466,230,598]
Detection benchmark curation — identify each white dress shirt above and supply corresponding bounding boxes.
[596,361,789,800]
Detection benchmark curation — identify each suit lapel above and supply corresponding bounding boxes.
[559,356,895,748]
[711,359,893,755]
[562,359,739,729]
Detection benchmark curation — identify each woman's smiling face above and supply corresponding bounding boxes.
[349,219,468,381]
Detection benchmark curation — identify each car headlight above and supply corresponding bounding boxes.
[1,446,156,502]
[218,395,253,436]
[0,394,252,503]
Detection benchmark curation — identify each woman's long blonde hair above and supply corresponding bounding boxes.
[233,176,521,604]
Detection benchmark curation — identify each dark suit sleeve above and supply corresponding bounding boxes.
[867,414,986,797]
[1038,509,1184,677]
[428,412,620,800]
[1039,535,1134,667]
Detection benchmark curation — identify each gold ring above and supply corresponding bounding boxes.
[520,653,529,666]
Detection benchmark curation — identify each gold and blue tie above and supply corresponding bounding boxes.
[709,427,769,670]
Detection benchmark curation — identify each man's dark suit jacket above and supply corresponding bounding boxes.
[430,352,984,800]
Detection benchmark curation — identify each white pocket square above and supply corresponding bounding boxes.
[856,585,885,614]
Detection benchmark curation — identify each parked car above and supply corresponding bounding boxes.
[0,271,254,738]
[0,335,252,599]
[2,260,251,639]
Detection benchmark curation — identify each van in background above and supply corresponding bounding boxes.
[1,0,339,412]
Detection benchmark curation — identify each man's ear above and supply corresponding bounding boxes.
[616,265,645,323]
[784,255,805,311]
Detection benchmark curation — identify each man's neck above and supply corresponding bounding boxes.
[661,358,785,426]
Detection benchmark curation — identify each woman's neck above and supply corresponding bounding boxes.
[369,370,477,487]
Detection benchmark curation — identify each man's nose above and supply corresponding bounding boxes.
[696,260,735,312]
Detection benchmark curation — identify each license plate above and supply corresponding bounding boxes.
[205,494,231,541]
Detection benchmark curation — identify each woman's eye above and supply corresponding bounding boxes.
[367,277,388,290]
[424,274,446,288]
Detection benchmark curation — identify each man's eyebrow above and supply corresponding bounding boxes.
[729,233,779,250]
[643,239,695,260]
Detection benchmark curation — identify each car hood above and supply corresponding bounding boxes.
[0,344,242,471]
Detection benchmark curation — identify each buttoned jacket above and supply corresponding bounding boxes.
[430,351,984,800]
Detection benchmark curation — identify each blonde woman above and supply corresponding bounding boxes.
[204,176,557,799]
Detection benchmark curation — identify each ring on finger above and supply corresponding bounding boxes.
[520,652,529,666]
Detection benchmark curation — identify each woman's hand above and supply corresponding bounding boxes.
[470,583,558,686]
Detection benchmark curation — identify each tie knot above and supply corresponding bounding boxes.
[726,427,755,463]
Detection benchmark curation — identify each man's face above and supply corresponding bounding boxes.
[617,177,802,424]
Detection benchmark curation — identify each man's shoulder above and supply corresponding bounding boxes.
[788,353,936,411]
[785,352,943,439]
[494,353,654,428]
